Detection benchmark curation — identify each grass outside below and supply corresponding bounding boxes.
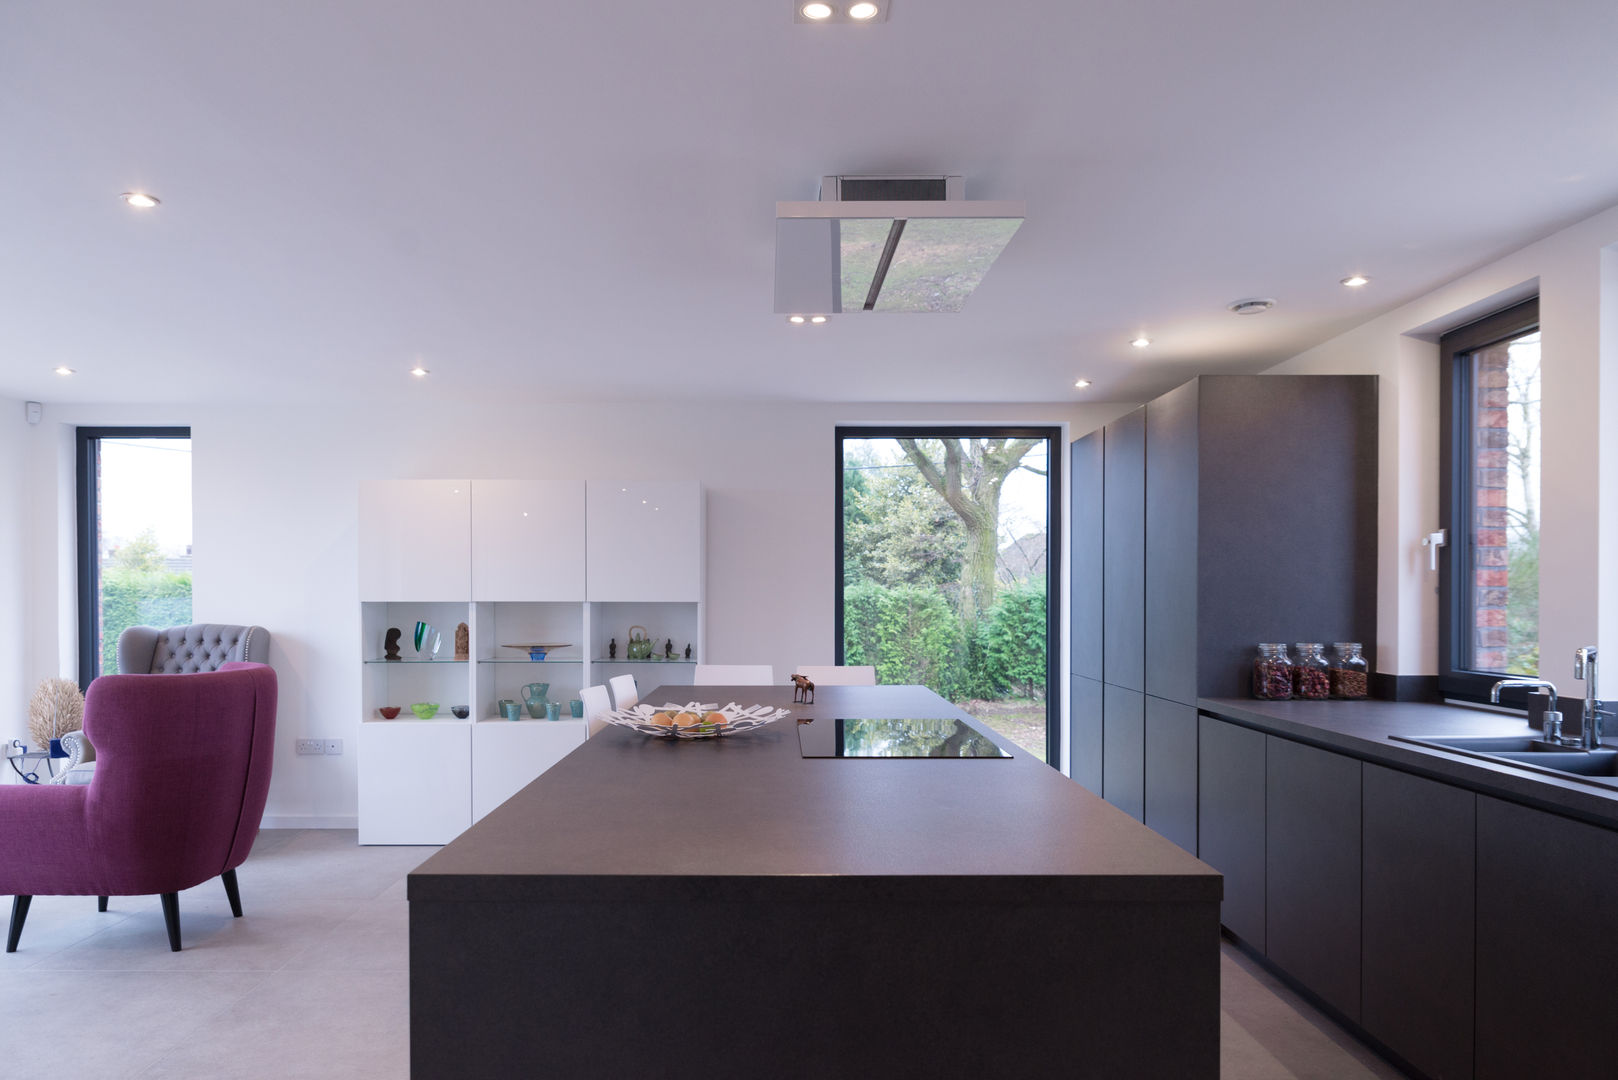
[958,697,1047,762]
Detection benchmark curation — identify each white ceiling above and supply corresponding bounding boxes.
[4,0,1618,408]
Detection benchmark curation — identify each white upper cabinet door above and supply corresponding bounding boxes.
[358,479,471,601]
[586,481,703,602]
[471,480,587,601]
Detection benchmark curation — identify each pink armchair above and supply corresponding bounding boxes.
[2,662,277,952]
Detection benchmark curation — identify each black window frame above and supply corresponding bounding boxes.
[1437,297,1538,705]
[76,426,191,689]
[833,425,1063,767]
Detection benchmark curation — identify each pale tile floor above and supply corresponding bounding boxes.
[0,830,1408,1079]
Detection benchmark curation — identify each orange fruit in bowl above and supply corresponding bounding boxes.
[673,711,702,727]
[650,711,676,726]
[704,711,728,726]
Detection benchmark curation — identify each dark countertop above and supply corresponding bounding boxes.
[410,684,1221,904]
[1202,696,1618,828]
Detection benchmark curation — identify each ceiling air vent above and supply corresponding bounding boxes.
[1227,298,1277,315]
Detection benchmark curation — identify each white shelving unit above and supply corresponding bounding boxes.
[357,478,705,844]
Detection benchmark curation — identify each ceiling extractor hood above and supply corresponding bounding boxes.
[775,176,1025,315]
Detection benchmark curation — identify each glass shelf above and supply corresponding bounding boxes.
[363,658,469,665]
[477,657,584,664]
[594,658,696,665]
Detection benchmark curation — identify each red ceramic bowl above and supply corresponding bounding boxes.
[378,706,402,719]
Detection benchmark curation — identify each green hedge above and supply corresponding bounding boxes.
[843,580,1046,702]
[100,567,192,674]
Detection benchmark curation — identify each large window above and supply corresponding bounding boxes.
[76,428,193,687]
[836,428,1060,764]
[1439,298,1539,701]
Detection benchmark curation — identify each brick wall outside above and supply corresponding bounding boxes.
[1473,344,1511,672]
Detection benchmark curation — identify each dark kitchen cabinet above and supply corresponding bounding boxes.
[1101,684,1144,821]
[1266,735,1360,1022]
[1475,796,1618,1080]
[1069,675,1103,794]
[1069,430,1103,683]
[1361,763,1475,1080]
[1101,409,1145,692]
[1197,714,1264,949]
[1143,376,1379,704]
[1143,696,1197,854]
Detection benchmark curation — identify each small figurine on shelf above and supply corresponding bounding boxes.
[384,627,402,662]
[454,622,470,661]
[664,638,674,659]
[609,637,617,660]
[791,673,815,704]
[684,643,692,660]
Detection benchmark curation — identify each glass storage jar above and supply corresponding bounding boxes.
[1330,642,1369,699]
[1293,643,1331,700]
[1252,643,1293,700]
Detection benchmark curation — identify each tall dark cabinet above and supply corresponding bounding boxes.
[1070,375,1377,842]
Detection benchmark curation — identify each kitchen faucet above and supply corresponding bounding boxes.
[1489,678,1564,741]
[1574,647,1605,750]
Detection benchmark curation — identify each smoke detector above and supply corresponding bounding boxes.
[1227,298,1277,315]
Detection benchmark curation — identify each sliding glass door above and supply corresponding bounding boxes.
[836,427,1060,763]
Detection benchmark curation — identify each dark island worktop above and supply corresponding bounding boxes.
[1201,696,1618,828]
[410,684,1220,904]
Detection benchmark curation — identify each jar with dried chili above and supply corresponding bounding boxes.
[1330,642,1369,700]
[1252,643,1293,700]
[1293,643,1331,700]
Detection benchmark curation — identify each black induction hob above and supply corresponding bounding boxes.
[796,717,1012,759]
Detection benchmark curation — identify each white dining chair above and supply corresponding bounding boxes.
[580,684,614,736]
[692,664,774,685]
[793,664,876,686]
[608,673,639,710]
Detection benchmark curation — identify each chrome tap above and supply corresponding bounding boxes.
[1490,678,1565,742]
[1573,647,1604,750]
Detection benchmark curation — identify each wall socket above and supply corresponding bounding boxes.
[296,739,344,756]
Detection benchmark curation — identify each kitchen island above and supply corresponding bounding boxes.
[408,684,1221,1079]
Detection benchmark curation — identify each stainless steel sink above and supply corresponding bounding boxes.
[1391,733,1618,788]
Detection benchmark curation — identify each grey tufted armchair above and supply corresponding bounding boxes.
[53,623,271,785]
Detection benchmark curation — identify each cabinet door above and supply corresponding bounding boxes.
[1362,764,1474,1080]
[1476,796,1618,1080]
[1101,684,1143,820]
[358,480,470,601]
[586,481,703,602]
[358,720,471,844]
[1144,696,1197,854]
[1069,675,1103,794]
[1197,715,1265,948]
[1144,380,1199,706]
[1101,411,1145,691]
[472,480,587,601]
[1069,432,1104,682]
[1266,736,1361,1022]
[472,719,588,821]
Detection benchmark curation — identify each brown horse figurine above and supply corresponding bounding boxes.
[789,673,815,704]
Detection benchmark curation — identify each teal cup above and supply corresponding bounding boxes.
[569,699,583,718]
[546,701,561,721]
[501,700,522,721]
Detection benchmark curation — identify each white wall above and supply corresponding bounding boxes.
[0,397,27,747]
[1270,201,1618,683]
[15,397,1119,823]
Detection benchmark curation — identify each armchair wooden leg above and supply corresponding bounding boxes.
[221,869,243,918]
[159,892,181,952]
[98,896,108,912]
[7,896,31,952]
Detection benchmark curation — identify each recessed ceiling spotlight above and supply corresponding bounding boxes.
[1130,337,1151,348]
[1227,298,1277,315]
[1340,275,1370,288]
[120,192,160,208]
[1074,378,1091,389]
[410,366,430,377]
[788,315,806,324]
[54,366,76,376]
[801,2,833,18]
[810,315,827,324]
[849,1,879,17]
